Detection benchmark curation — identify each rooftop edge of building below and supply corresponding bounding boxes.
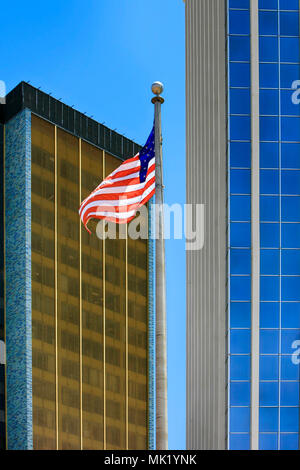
[0,81,141,160]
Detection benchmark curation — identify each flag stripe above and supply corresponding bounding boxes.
[79,160,154,209]
[82,182,155,224]
[97,158,154,190]
[82,181,155,221]
[87,188,155,224]
[81,181,155,216]
[80,173,155,220]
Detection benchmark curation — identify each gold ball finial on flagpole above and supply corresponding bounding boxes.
[151,81,164,104]
[151,81,164,96]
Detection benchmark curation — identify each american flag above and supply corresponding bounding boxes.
[79,127,155,232]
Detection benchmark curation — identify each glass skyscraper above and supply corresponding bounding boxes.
[0,82,154,450]
[229,0,300,451]
[186,0,300,450]
[0,121,4,450]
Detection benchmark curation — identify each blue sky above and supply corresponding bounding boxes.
[1,0,186,449]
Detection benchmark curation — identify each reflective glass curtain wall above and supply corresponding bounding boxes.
[228,0,252,451]
[31,115,56,449]
[228,0,300,450]
[31,115,149,450]
[0,124,5,450]
[259,0,300,450]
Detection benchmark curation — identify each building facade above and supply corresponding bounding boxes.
[186,0,300,450]
[0,121,4,450]
[0,82,154,450]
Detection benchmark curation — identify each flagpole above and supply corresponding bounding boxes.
[151,81,168,450]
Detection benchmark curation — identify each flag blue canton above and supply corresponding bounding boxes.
[139,126,155,183]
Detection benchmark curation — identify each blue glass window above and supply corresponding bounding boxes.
[230,301,251,328]
[281,355,300,380]
[282,196,300,222]
[229,36,251,61]
[230,88,251,115]
[279,0,300,11]
[280,382,300,406]
[281,329,300,353]
[229,10,250,35]
[261,249,280,275]
[260,329,279,354]
[230,329,251,353]
[230,382,251,406]
[282,249,300,275]
[230,169,251,194]
[260,169,279,194]
[230,116,251,140]
[282,143,300,169]
[259,0,278,9]
[260,382,279,406]
[281,170,300,195]
[261,223,280,248]
[280,38,300,63]
[260,275,280,301]
[230,222,251,247]
[280,433,299,451]
[231,249,251,274]
[280,408,299,433]
[282,223,300,248]
[282,277,300,301]
[259,37,278,62]
[259,434,278,451]
[260,142,279,168]
[229,0,250,8]
[230,142,251,167]
[259,11,278,36]
[229,434,250,451]
[260,89,279,115]
[281,90,300,117]
[260,196,279,222]
[259,407,279,432]
[281,64,300,89]
[260,116,279,141]
[281,117,300,142]
[282,302,300,328]
[260,63,279,88]
[280,12,299,37]
[230,63,251,88]
[230,195,251,221]
[230,407,250,433]
[230,355,251,380]
[230,276,251,301]
[260,302,280,328]
[260,355,279,380]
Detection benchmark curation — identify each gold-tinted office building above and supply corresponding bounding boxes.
[1,82,154,450]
